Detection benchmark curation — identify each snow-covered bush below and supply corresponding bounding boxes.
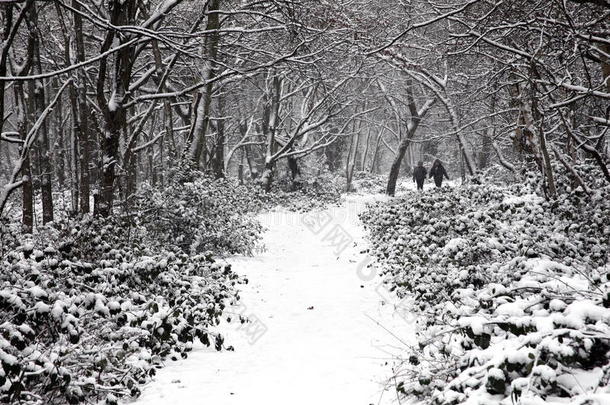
[155,166,343,218]
[263,170,345,211]
[0,229,243,404]
[351,171,386,194]
[134,173,264,255]
[0,168,263,404]
[360,173,610,404]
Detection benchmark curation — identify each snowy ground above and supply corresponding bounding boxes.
[129,193,417,405]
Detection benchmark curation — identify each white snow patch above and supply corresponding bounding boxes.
[564,300,610,323]
[496,302,525,317]
[108,90,119,112]
[444,237,468,254]
[28,286,47,298]
[503,194,543,205]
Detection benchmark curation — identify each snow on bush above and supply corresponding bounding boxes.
[260,170,345,211]
[0,223,245,404]
[133,168,265,255]
[0,166,344,404]
[0,169,270,404]
[360,168,610,404]
[351,171,387,194]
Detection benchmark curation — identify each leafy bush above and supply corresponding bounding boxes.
[0,227,243,404]
[0,168,265,404]
[268,171,344,211]
[360,169,610,404]
[234,170,344,212]
[134,173,264,255]
[135,168,343,246]
[351,171,386,194]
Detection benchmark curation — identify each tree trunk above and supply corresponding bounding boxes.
[53,78,66,189]
[98,116,123,217]
[56,3,80,214]
[262,75,281,192]
[454,123,476,176]
[479,130,492,169]
[0,4,27,135]
[345,123,360,192]
[152,43,173,185]
[0,5,12,136]
[287,155,300,190]
[13,83,33,231]
[386,99,434,196]
[148,132,157,187]
[601,43,610,93]
[187,0,220,168]
[72,0,90,214]
[128,140,139,198]
[69,111,79,214]
[323,127,343,172]
[8,5,35,230]
[530,64,556,198]
[245,144,257,179]
[386,136,408,196]
[538,125,557,198]
[369,131,383,173]
[346,105,365,191]
[212,94,225,178]
[360,127,371,172]
[21,155,33,232]
[238,148,244,184]
[480,93,496,170]
[95,0,137,217]
[28,4,54,224]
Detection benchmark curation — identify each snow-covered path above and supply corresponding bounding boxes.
[131,194,415,405]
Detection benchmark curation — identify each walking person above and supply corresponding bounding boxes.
[429,159,449,188]
[413,161,427,191]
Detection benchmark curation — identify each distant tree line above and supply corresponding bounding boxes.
[0,0,608,230]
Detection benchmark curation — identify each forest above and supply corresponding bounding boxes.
[0,0,609,404]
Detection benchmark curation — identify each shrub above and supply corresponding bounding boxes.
[0,168,261,404]
[260,170,344,211]
[351,171,386,194]
[360,168,610,405]
[133,173,264,255]
[0,227,244,404]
